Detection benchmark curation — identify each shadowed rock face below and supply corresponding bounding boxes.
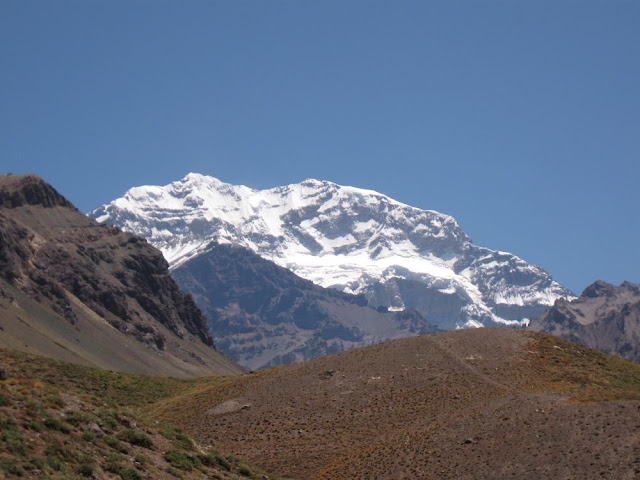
[0,174,242,377]
[172,242,435,369]
[529,280,640,362]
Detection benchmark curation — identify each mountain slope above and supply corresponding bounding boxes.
[0,348,275,479]
[0,174,242,377]
[172,242,434,369]
[150,328,640,480]
[91,173,573,330]
[529,280,640,362]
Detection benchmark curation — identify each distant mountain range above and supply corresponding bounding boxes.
[91,173,574,366]
[0,174,241,377]
[529,280,640,362]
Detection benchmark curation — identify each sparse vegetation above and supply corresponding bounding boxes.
[0,347,279,480]
[164,449,197,471]
[118,428,154,448]
[525,332,640,402]
[0,457,23,476]
[120,468,143,480]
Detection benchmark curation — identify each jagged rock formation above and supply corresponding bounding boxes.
[529,280,640,362]
[0,174,242,377]
[92,173,573,331]
[172,242,434,369]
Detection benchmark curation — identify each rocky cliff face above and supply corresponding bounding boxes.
[172,242,434,369]
[0,174,242,377]
[529,280,640,362]
[92,173,574,330]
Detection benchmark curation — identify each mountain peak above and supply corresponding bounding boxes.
[91,173,573,331]
[581,280,617,298]
[0,174,74,209]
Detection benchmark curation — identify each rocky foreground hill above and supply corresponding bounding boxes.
[529,280,640,362]
[0,174,241,377]
[150,328,640,480]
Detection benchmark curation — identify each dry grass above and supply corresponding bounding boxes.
[4,330,640,479]
[525,331,640,402]
[150,329,640,480]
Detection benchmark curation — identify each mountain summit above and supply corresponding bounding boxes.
[92,173,573,330]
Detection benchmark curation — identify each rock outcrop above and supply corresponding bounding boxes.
[529,280,640,362]
[0,174,242,377]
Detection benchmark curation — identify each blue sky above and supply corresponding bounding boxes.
[1,0,638,294]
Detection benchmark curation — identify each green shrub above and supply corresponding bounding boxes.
[27,420,43,432]
[77,455,96,477]
[104,435,128,453]
[0,413,17,429]
[46,394,66,409]
[120,468,143,480]
[43,416,71,433]
[214,453,231,471]
[166,466,183,478]
[173,432,193,450]
[45,442,71,462]
[164,450,196,471]
[0,393,9,406]
[45,455,64,472]
[197,453,216,467]
[1,427,26,456]
[65,410,94,426]
[117,428,154,449]
[0,458,23,476]
[104,453,125,473]
[24,457,45,470]
[238,464,253,477]
[82,431,97,442]
[0,416,25,456]
[24,399,45,417]
[97,409,119,431]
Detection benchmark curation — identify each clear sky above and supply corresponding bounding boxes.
[1,0,638,294]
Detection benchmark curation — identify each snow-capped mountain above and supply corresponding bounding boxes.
[91,173,574,330]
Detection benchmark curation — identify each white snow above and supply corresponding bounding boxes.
[90,172,574,329]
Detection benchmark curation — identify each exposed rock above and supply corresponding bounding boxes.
[529,280,640,362]
[0,174,242,377]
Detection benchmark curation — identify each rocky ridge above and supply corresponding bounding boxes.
[0,174,242,377]
[529,280,640,362]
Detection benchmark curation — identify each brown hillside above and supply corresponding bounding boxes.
[0,174,242,377]
[151,329,640,479]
